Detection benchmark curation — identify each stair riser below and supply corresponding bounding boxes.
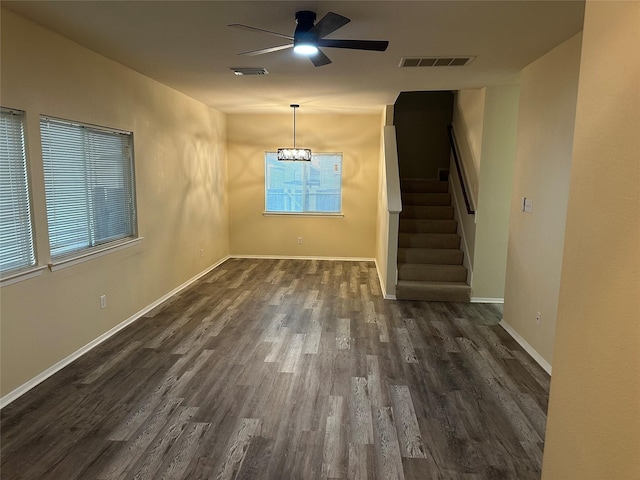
[396,284,471,302]
[402,193,451,206]
[398,234,460,249]
[398,264,467,282]
[401,180,449,193]
[399,219,457,234]
[401,206,454,220]
[397,249,463,265]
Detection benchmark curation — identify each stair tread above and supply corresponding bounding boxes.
[400,218,456,222]
[398,263,467,270]
[397,248,464,265]
[396,280,471,302]
[398,232,460,238]
[399,219,458,233]
[400,206,454,220]
[398,232,461,249]
[401,179,449,194]
[398,262,468,282]
[402,192,451,206]
[398,247,462,252]
[397,280,470,288]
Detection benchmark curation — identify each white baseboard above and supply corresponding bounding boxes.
[471,297,504,304]
[499,319,552,375]
[229,254,376,262]
[0,255,231,409]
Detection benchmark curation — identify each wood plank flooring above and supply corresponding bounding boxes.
[1,258,550,479]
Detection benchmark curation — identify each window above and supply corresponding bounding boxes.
[0,108,36,274]
[265,152,342,214]
[40,116,137,259]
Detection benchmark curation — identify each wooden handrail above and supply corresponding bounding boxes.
[447,125,475,215]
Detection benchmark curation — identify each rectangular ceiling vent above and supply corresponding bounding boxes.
[230,67,269,76]
[400,56,475,67]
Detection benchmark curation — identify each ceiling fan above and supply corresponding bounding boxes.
[229,11,389,67]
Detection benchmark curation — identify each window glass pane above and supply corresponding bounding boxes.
[265,152,342,213]
[306,154,342,213]
[40,116,136,258]
[0,108,36,273]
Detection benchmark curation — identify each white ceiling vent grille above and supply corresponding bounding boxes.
[230,67,269,76]
[399,56,475,67]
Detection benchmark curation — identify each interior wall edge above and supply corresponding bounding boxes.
[500,318,552,375]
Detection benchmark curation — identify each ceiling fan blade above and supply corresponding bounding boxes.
[310,49,332,67]
[309,12,350,39]
[238,44,293,56]
[317,39,389,51]
[228,23,293,41]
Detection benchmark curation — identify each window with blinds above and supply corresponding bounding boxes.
[0,108,36,274]
[40,116,137,259]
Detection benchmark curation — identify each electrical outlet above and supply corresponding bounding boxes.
[535,311,541,326]
[297,237,303,244]
[100,295,107,309]
[200,248,204,257]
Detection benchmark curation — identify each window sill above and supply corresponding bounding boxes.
[263,212,344,218]
[1,265,48,287]
[49,237,143,272]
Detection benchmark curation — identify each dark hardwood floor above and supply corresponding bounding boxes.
[1,258,550,479]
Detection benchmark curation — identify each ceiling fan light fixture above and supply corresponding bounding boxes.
[293,43,319,55]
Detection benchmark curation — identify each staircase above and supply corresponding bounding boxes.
[396,179,471,302]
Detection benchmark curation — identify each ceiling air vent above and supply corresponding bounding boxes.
[230,67,269,76]
[399,56,475,67]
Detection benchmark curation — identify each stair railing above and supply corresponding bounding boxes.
[447,125,475,215]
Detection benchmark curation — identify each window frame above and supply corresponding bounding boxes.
[39,115,139,267]
[264,151,344,216]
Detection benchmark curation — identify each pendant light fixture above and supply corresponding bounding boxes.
[277,104,312,161]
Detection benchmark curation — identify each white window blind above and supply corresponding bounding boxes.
[0,108,36,273]
[40,116,136,259]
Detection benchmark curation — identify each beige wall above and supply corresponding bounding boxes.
[542,2,640,478]
[0,10,229,396]
[471,86,519,300]
[452,90,482,208]
[227,114,380,258]
[456,88,486,173]
[502,32,582,364]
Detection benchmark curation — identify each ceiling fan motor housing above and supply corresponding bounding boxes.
[294,10,318,46]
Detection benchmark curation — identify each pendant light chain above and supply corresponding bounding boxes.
[292,104,297,149]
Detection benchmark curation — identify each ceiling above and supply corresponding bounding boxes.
[3,1,585,114]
